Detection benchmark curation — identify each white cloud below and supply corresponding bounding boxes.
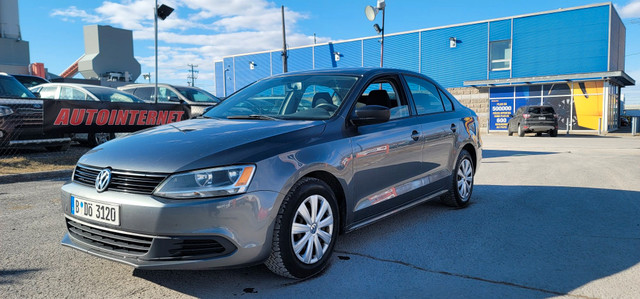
[50,6,103,23]
[617,0,640,18]
[50,0,324,92]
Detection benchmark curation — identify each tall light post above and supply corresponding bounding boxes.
[222,68,229,97]
[154,2,173,103]
[365,0,386,67]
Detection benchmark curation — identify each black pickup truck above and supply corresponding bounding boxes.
[0,73,71,151]
[507,105,559,137]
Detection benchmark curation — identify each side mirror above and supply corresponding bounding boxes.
[32,91,41,98]
[351,105,390,126]
[168,96,181,102]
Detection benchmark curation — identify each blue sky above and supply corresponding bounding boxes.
[17,0,640,104]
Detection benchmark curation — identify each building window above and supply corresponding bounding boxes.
[490,40,511,71]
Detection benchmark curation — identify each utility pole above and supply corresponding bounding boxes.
[187,64,198,86]
[281,5,288,73]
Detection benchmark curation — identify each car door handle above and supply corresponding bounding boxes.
[450,124,457,133]
[411,130,420,141]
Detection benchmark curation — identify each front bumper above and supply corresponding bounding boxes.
[60,181,282,270]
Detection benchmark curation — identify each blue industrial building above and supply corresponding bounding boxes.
[214,3,634,133]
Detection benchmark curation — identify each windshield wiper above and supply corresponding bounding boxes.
[227,115,280,120]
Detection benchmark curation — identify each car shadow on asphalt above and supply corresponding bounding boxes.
[132,185,640,297]
[482,149,558,158]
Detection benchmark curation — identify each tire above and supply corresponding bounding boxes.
[265,177,339,279]
[517,125,525,137]
[549,129,558,137]
[536,132,542,137]
[507,127,513,136]
[441,149,474,208]
[88,132,115,146]
[45,142,70,152]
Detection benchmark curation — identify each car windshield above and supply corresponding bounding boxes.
[13,75,48,88]
[204,75,359,120]
[0,76,36,98]
[84,87,144,103]
[175,87,220,103]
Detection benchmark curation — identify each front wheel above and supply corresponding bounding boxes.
[265,177,339,279]
[442,149,474,208]
[88,132,115,146]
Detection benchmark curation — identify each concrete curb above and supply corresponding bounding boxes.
[0,169,73,184]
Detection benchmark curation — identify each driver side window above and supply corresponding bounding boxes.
[358,80,409,120]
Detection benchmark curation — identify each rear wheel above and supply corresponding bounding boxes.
[517,125,525,137]
[507,127,513,136]
[442,149,474,208]
[536,132,542,136]
[265,178,339,279]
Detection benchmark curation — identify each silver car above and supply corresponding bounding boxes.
[118,83,221,117]
[61,68,482,278]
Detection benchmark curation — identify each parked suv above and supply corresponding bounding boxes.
[118,84,221,117]
[507,105,559,137]
[0,73,71,151]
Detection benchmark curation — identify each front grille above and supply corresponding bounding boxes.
[67,219,152,255]
[74,164,168,194]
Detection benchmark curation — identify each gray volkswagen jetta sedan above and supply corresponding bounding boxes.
[61,68,482,278]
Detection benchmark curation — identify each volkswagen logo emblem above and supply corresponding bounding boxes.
[95,168,112,192]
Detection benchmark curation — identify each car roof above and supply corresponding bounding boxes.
[266,67,424,78]
[119,83,193,89]
[37,83,114,89]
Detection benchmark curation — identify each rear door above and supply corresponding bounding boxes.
[403,74,456,190]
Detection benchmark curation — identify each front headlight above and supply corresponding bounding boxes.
[153,165,255,199]
[0,106,14,117]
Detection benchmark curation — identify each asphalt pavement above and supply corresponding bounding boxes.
[1,134,639,298]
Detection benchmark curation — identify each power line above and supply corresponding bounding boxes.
[187,64,199,86]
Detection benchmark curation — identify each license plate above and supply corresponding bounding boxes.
[538,116,546,120]
[71,195,120,225]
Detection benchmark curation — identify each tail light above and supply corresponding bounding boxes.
[522,113,530,119]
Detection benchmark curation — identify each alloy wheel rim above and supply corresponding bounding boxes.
[291,194,334,264]
[456,159,473,200]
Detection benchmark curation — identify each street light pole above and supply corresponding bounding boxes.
[154,0,158,104]
[380,7,385,68]
[365,0,386,68]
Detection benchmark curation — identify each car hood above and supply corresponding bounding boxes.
[78,118,326,173]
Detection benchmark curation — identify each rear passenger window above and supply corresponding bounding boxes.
[437,89,454,111]
[404,76,445,115]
